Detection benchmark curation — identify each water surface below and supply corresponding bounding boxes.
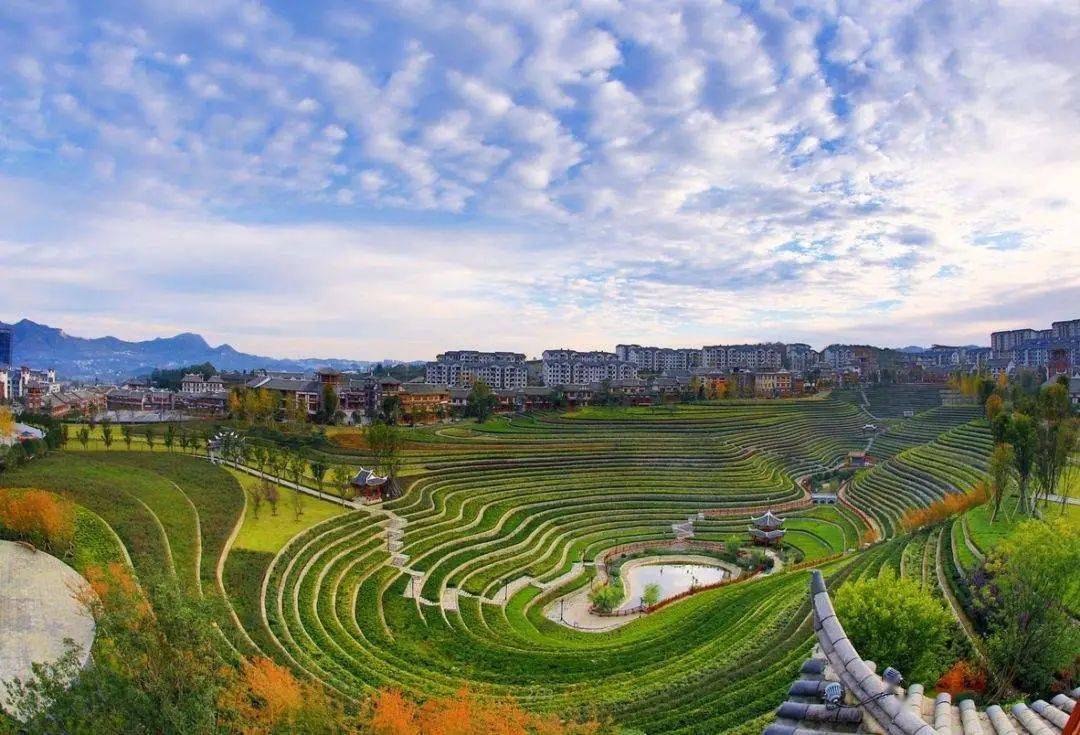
[619,562,727,610]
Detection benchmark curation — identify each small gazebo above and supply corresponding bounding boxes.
[350,468,388,503]
[748,510,786,547]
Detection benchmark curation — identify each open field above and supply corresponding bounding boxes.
[2,394,1002,733]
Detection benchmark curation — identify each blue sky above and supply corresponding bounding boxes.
[1,0,1077,359]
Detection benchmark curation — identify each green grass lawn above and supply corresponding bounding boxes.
[229,469,348,553]
[965,491,1079,557]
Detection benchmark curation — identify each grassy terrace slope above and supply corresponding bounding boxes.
[2,394,993,733]
[247,396,982,733]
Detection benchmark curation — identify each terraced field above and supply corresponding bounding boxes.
[1,393,995,733]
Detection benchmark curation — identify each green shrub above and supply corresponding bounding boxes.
[834,567,952,683]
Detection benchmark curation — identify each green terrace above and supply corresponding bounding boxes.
[1,393,999,734]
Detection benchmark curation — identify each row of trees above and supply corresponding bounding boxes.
[75,420,211,454]
[985,375,1076,520]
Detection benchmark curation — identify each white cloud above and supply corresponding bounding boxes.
[0,0,1075,357]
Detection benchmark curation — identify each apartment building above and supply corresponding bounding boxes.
[1052,319,1080,340]
[425,350,527,390]
[991,318,1080,371]
[991,328,1045,357]
[541,349,637,386]
[615,345,703,373]
[700,344,784,371]
[784,343,818,372]
[181,373,227,393]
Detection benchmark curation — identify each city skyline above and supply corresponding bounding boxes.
[1,1,1078,359]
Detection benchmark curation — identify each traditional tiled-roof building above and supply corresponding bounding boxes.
[748,510,786,546]
[766,572,1078,735]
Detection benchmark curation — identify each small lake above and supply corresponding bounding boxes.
[618,562,728,610]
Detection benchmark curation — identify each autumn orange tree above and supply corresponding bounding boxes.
[0,488,76,554]
[0,405,15,439]
[364,688,609,735]
[217,656,353,735]
[899,482,989,533]
[935,660,986,697]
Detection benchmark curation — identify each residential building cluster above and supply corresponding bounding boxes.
[3,316,1077,426]
[989,319,1080,378]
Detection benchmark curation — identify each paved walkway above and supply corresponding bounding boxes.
[0,541,96,718]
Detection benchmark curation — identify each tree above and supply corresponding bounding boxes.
[227,388,246,421]
[642,582,661,608]
[100,419,113,450]
[264,479,280,516]
[287,454,307,488]
[332,465,354,501]
[1006,413,1037,515]
[163,423,176,452]
[1036,383,1070,425]
[984,394,1004,423]
[269,449,287,483]
[257,389,278,426]
[285,396,308,425]
[978,517,1080,697]
[0,406,15,440]
[253,445,269,475]
[121,424,133,450]
[833,568,953,683]
[4,442,28,471]
[77,425,91,450]
[247,481,265,520]
[380,394,402,425]
[179,429,190,453]
[309,459,328,494]
[144,426,155,451]
[991,412,1011,445]
[366,421,405,480]
[1033,418,1075,509]
[217,656,348,734]
[987,443,1015,523]
[465,380,498,423]
[290,487,305,521]
[588,583,622,613]
[319,384,340,425]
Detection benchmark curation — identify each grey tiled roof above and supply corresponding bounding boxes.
[765,572,1076,735]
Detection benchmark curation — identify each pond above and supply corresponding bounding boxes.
[618,561,728,611]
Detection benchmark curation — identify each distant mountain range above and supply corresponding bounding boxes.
[2,319,408,382]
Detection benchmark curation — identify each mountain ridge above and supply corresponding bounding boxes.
[2,319,404,381]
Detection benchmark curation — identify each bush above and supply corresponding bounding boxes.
[588,583,623,613]
[977,517,1080,696]
[935,660,986,698]
[900,483,989,533]
[0,488,76,554]
[834,568,953,683]
[363,687,609,734]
